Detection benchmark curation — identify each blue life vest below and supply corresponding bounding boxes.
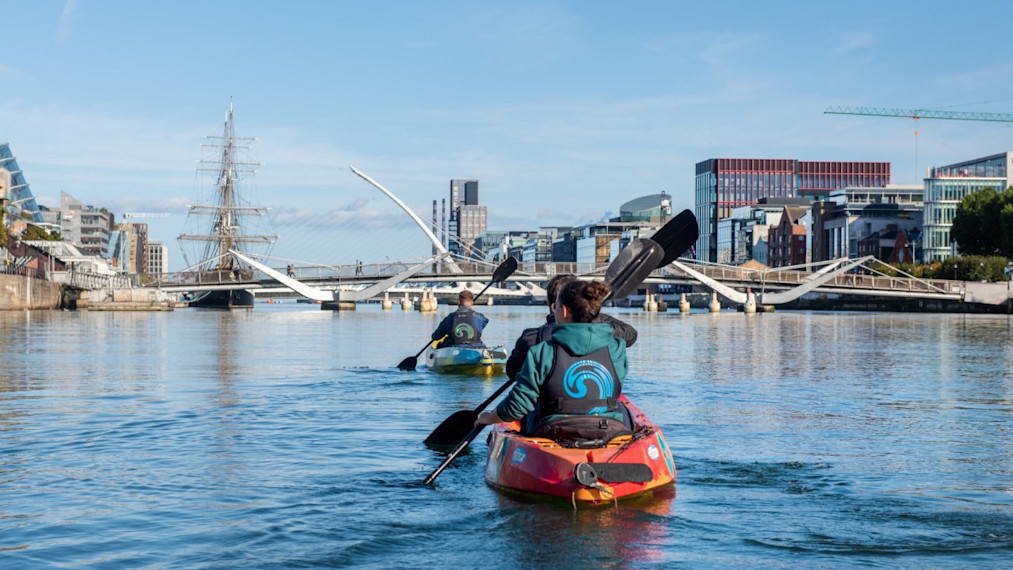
[538,342,621,417]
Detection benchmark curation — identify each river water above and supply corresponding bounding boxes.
[0,303,1010,568]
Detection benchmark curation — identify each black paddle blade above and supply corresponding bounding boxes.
[492,256,518,283]
[605,238,663,300]
[651,209,699,268]
[397,356,418,371]
[423,410,478,446]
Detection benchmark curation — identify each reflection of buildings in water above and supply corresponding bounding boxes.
[495,485,676,567]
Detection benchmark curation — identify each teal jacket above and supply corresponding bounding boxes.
[496,322,628,425]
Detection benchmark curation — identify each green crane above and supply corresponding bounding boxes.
[824,106,1013,122]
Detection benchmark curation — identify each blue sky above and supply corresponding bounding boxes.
[3,0,1012,270]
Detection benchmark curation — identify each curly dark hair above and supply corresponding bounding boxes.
[557,279,610,323]
[545,274,577,306]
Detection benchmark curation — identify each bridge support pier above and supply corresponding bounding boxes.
[321,301,356,311]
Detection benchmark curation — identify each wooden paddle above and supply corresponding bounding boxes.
[422,211,699,447]
[422,238,674,485]
[396,257,518,371]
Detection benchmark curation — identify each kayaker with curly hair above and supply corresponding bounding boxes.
[504,273,636,382]
[431,289,489,348]
[476,279,631,446]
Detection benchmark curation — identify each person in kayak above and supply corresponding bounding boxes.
[431,289,489,348]
[504,273,636,382]
[476,279,631,446]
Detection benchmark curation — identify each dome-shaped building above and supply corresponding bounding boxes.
[618,192,672,223]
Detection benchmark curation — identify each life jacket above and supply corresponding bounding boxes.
[449,309,483,346]
[538,342,621,417]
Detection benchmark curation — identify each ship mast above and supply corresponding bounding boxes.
[178,101,276,272]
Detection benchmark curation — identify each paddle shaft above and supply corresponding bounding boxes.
[422,425,485,485]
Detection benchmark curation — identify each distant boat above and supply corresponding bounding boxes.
[177,101,277,309]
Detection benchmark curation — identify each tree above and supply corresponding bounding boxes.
[951,186,1013,258]
[951,187,999,255]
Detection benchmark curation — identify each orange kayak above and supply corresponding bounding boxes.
[483,396,676,505]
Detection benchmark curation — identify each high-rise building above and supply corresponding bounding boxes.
[695,158,891,262]
[447,179,487,258]
[922,152,1012,263]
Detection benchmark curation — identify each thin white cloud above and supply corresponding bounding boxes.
[0,63,27,79]
[833,29,881,54]
[57,0,78,43]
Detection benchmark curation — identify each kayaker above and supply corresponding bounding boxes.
[504,274,636,381]
[476,279,631,446]
[431,290,489,348]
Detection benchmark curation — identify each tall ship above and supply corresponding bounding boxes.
[177,101,277,309]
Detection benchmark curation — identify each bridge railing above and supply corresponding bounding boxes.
[660,263,954,295]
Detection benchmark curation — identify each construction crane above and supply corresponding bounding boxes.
[123,212,171,219]
[825,106,1013,182]
[825,106,1013,122]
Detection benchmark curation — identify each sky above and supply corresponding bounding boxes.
[2,0,1012,271]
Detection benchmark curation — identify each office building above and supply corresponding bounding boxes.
[0,143,44,225]
[59,191,114,257]
[812,185,923,262]
[695,158,891,262]
[922,152,1012,262]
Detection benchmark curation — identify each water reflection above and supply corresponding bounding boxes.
[494,486,677,568]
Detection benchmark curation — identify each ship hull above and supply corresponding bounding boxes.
[188,289,254,309]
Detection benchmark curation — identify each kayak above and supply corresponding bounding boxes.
[483,396,676,505]
[425,344,507,375]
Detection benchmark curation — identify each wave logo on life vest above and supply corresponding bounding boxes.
[454,323,475,340]
[563,359,614,414]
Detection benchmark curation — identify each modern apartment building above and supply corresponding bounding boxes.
[58,191,114,257]
[695,158,890,262]
[922,152,1012,262]
[146,241,168,275]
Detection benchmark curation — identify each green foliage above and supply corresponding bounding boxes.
[884,256,1009,281]
[951,186,1013,257]
[933,256,1009,282]
[21,224,61,241]
[0,205,8,247]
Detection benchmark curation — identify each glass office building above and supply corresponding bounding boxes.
[0,143,44,224]
[695,158,890,262]
[922,152,1012,262]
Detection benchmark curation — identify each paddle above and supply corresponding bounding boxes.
[421,238,672,485]
[396,256,518,371]
[651,209,699,268]
[422,212,699,447]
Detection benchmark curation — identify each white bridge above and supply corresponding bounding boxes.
[122,167,1006,309]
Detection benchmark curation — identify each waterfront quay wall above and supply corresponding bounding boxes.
[0,274,62,310]
[73,288,175,311]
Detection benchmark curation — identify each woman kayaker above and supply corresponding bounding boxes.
[504,273,636,382]
[476,279,631,446]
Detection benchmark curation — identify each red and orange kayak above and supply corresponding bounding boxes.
[483,396,676,505]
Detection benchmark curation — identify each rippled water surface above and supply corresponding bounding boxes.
[1,304,1011,568]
